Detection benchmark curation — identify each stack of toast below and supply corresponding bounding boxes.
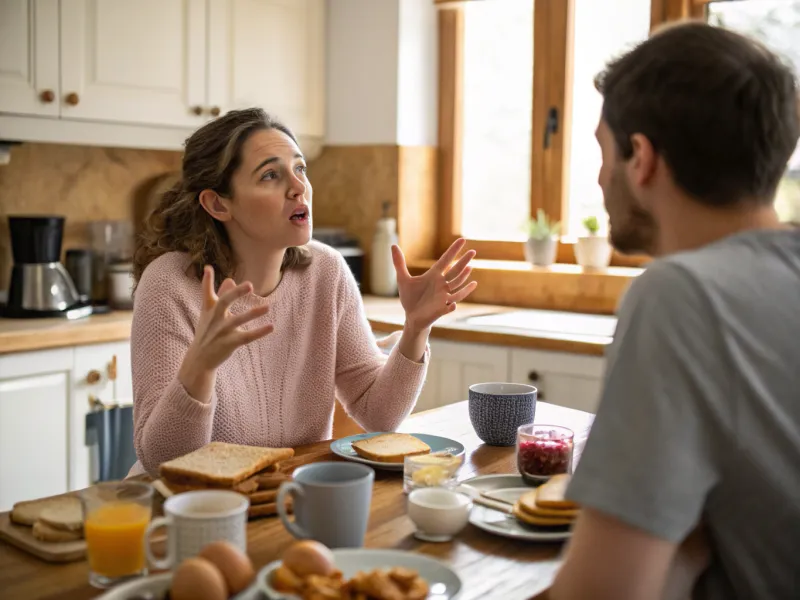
[351,433,431,463]
[159,441,295,519]
[10,494,84,543]
[512,474,580,528]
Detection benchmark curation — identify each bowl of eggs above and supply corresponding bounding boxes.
[97,541,258,600]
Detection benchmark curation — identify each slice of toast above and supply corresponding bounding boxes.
[535,474,579,510]
[248,489,278,505]
[159,442,295,487]
[38,501,84,532]
[32,520,83,543]
[162,474,260,494]
[10,495,80,527]
[519,489,580,518]
[351,433,431,463]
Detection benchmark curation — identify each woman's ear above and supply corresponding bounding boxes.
[199,189,232,222]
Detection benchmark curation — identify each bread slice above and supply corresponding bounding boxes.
[512,502,573,527]
[159,442,295,487]
[255,473,290,490]
[535,474,579,510]
[352,433,431,463]
[32,520,83,543]
[10,495,80,527]
[248,502,280,519]
[162,474,260,494]
[248,489,278,505]
[519,489,579,518]
[38,501,84,532]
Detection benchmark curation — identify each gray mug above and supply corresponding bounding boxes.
[277,461,375,548]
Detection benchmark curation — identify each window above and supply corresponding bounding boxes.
[437,0,652,264]
[704,0,800,223]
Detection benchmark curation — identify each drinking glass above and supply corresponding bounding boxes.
[516,424,574,485]
[81,481,154,589]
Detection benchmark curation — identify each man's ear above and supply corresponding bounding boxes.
[627,133,658,188]
[199,189,232,222]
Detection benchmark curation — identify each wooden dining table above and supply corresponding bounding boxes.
[0,400,594,600]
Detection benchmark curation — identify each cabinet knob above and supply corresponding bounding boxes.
[39,90,55,103]
[86,369,102,385]
[209,106,221,117]
[107,355,117,382]
[65,92,80,106]
[527,370,539,382]
[191,105,203,116]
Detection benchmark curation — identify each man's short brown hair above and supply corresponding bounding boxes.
[595,21,799,207]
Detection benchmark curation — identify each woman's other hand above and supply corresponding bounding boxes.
[392,238,478,333]
[178,265,274,401]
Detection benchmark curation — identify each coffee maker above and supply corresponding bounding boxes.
[1,216,93,319]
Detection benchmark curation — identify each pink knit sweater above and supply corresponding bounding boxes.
[128,242,428,477]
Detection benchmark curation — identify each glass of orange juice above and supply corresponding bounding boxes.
[80,481,153,588]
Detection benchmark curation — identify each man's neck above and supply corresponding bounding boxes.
[655,200,784,256]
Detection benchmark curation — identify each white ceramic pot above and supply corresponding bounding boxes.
[407,487,472,542]
[575,236,612,269]
[524,237,557,267]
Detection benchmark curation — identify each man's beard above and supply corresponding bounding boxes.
[607,169,659,256]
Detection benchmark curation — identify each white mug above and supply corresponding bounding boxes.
[144,490,249,569]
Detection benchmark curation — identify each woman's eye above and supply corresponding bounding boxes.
[260,170,277,181]
[296,164,308,175]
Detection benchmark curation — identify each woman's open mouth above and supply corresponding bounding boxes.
[289,206,310,225]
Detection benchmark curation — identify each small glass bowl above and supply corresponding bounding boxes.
[403,452,464,494]
[516,424,574,485]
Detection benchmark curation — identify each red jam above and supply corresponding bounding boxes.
[517,433,572,482]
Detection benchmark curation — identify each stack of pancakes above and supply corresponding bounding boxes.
[512,474,579,527]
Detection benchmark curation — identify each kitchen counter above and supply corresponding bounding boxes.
[0,296,613,356]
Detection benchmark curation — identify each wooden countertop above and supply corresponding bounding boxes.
[0,296,611,356]
[0,400,595,600]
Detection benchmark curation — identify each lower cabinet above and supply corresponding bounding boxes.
[0,341,132,511]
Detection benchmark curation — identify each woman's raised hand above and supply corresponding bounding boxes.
[178,266,273,401]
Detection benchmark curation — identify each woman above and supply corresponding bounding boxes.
[128,108,477,476]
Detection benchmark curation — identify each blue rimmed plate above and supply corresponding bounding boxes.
[330,433,466,471]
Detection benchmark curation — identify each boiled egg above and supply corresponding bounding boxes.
[170,557,227,600]
[281,540,336,578]
[199,541,255,594]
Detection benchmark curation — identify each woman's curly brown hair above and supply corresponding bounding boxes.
[133,108,312,290]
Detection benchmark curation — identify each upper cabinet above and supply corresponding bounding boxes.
[0,0,325,154]
[0,0,60,117]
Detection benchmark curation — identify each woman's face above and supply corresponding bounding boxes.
[222,128,312,251]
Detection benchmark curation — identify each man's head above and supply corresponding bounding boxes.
[595,21,799,255]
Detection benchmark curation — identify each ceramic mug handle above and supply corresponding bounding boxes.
[144,515,174,570]
[276,481,310,540]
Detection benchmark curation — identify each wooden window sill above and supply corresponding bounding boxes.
[407,258,642,315]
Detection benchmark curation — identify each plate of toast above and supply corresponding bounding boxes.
[465,474,578,542]
[330,433,465,471]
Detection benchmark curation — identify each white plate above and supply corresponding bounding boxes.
[463,475,573,543]
[95,571,261,600]
[330,433,465,471]
[259,548,462,599]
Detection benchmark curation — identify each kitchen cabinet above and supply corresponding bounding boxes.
[0,341,132,510]
[0,348,72,512]
[415,341,510,413]
[0,0,60,118]
[0,0,325,153]
[510,349,606,414]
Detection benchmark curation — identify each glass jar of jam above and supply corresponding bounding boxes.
[516,424,574,484]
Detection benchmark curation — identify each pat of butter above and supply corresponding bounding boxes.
[412,465,449,486]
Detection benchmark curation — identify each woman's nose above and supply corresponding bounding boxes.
[288,173,306,197]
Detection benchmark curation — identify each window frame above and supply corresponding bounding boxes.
[434,0,708,269]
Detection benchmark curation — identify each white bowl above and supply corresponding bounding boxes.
[407,487,473,542]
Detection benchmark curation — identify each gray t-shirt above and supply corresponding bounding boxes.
[567,228,800,600]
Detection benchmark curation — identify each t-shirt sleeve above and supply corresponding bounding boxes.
[567,260,729,543]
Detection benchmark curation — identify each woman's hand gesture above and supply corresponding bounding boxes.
[178,266,273,400]
[392,238,478,332]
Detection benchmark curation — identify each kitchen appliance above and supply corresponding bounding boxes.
[89,220,134,305]
[313,228,365,288]
[65,248,93,303]
[1,216,92,319]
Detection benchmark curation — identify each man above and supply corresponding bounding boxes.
[534,21,800,600]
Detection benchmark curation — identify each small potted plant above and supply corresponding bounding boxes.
[524,209,560,267]
[574,215,612,269]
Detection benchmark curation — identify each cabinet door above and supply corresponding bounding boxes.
[510,349,606,414]
[425,341,510,410]
[207,0,325,138]
[59,0,207,127]
[0,0,59,117]
[0,349,72,511]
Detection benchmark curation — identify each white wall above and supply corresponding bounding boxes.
[325,0,437,146]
